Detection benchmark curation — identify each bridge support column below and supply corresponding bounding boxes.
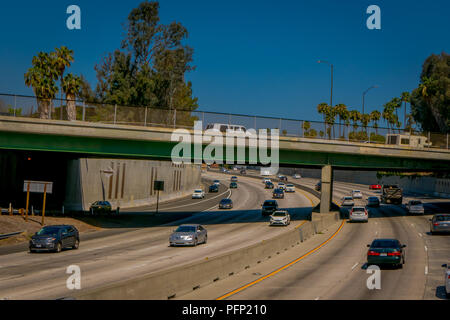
[320,165,333,213]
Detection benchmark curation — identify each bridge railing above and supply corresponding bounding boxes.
[0,93,448,150]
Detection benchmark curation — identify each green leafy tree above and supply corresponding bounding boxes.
[410,52,450,133]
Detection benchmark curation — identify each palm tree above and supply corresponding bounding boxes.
[62,73,82,120]
[341,109,350,139]
[334,103,347,138]
[349,110,360,132]
[317,102,329,134]
[370,110,381,135]
[361,113,371,136]
[54,46,74,119]
[24,52,59,119]
[400,92,410,132]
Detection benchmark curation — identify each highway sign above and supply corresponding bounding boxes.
[23,181,53,194]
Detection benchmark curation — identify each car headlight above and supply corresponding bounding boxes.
[182,236,193,240]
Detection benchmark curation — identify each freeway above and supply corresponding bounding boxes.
[0,172,314,300]
[180,177,450,300]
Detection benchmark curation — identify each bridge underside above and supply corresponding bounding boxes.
[0,131,448,172]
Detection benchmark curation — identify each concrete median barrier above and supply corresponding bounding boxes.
[73,212,340,300]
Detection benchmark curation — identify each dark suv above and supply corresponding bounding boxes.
[29,225,79,253]
[273,188,285,199]
[90,201,112,215]
[262,200,279,216]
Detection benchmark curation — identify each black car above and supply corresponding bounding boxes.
[262,200,279,216]
[219,198,233,209]
[273,188,285,199]
[90,201,112,215]
[315,181,321,191]
[29,225,79,253]
[209,184,219,193]
[265,181,274,189]
[367,238,406,268]
[279,175,288,182]
[230,182,238,189]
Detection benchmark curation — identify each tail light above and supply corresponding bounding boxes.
[388,251,401,256]
[368,250,380,256]
[365,210,368,215]
[433,223,439,226]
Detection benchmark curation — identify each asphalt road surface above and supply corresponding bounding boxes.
[180,175,450,300]
[0,172,314,300]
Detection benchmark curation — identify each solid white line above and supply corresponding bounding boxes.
[424,246,428,252]
[425,266,428,275]
[351,263,359,270]
[418,233,422,237]
[314,297,320,300]
[159,186,230,211]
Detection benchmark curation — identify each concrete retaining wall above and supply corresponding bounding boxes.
[64,159,202,211]
[74,212,340,300]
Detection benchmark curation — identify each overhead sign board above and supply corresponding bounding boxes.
[23,181,53,194]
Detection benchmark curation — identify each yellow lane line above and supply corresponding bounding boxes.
[216,219,346,300]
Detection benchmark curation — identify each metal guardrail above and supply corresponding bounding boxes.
[0,92,448,150]
[0,231,23,240]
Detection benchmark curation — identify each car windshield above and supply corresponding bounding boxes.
[353,207,365,212]
[368,197,378,200]
[221,199,232,204]
[273,212,287,217]
[264,201,276,206]
[344,197,353,200]
[37,227,60,236]
[371,240,399,248]
[175,226,196,233]
[194,190,202,193]
[286,184,294,187]
[410,201,422,205]
[435,215,450,221]
[353,190,361,193]
[274,189,283,193]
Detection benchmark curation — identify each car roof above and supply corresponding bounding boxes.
[353,206,365,209]
[179,224,200,227]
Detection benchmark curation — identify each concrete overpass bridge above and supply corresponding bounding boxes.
[0,116,449,213]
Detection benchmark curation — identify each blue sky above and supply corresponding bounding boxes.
[0,0,448,121]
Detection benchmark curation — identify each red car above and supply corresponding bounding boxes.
[369,184,381,190]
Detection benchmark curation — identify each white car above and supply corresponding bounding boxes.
[406,200,425,215]
[192,189,205,199]
[270,210,291,226]
[352,190,363,199]
[278,182,286,191]
[213,180,220,186]
[349,206,368,222]
[292,174,301,179]
[341,196,355,207]
[285,184,295,193]
[443,263,450,298]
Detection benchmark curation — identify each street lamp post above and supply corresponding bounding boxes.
[317,60,333,108]
[362,85,378,115]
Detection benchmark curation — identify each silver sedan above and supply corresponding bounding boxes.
[430,214,450,234]
[169,224,207,246]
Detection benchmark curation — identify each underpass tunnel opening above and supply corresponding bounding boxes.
[0,150,71,211]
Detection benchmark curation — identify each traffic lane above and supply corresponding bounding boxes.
[0,173,315,299]
[323,205,427,300]
[224,204,427,300]
[120,180,229,213]
[403,213,450,299]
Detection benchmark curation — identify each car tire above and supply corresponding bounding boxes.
[194,238,198,246]
[29,248,36,253]
[55,242,62,253]
[204,236,207,244]
[72,239,79,250]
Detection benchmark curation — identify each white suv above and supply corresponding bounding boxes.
[352,190,363,199]
[192,189,205,199]
[349,206,368,222]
